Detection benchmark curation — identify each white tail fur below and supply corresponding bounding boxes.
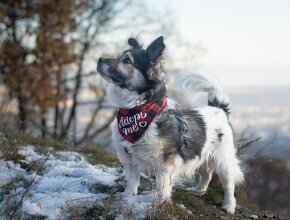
[176,72,230,115]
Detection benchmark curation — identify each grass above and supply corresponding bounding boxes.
[80,145,120,167]
[89,183,113,194]
[0,126,119,167]
[82,204,107,220]
[146,183,248,220]
[0,176,29,219]
[147,201,190,220]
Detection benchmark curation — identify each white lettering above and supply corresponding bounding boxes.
[119,112,147,128]
[132,124,138,131]
[140,111,147,118]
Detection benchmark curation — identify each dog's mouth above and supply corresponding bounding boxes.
[97,58,110,75]
[97,58,124,86]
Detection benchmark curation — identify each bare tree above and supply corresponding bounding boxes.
[54,0,175,143]
[0,0,180,144]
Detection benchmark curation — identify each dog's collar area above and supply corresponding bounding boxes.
[117,97,167,143]
[168,109,189,148]
[118,97,167,112]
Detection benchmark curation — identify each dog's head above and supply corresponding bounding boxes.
[97,36,166,106]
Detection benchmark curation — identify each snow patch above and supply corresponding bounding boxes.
[1,146,164,219]
[0,146,197,219]
[0,146,120,219]
[0,160,25,187]
[18,145,43,162]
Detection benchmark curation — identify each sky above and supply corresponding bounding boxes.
[150,0,290,88]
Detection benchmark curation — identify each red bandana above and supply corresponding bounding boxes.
[117,97,167,143]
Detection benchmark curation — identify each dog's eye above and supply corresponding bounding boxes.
[122,57,132,64]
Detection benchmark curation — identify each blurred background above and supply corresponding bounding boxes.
[0,0,289,214]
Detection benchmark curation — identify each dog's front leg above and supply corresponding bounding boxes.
[156,164,173,201]
[123,162,140,196]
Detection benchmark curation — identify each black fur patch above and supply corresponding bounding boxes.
[146,36,165,64]
[128,38,141,48]
[216,129,223,142]
[157,109,207,162]
[208,97,230,116]
[143,81,166,102]
[124,147,129,154]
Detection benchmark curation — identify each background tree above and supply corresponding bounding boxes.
[0,0,88,137]
[0,0,176,143]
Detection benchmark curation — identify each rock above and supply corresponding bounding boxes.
[264,211,274,218]
[250,214,258,219]
[187,210,193,216]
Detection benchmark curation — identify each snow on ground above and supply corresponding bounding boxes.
[0,160,25,187]
[0,146,161,219]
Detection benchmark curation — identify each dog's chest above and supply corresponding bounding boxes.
[112,118,162,162]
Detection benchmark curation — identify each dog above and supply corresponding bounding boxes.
[97,36,244,214]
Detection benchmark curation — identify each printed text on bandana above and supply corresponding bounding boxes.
[119,111,147,135]
[117,97,167,143]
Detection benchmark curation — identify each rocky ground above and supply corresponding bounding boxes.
[0,141,288,219]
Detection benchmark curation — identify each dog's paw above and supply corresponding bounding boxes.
[221,205,235,214]
[155,197,172,205]
[122,188,137,197]
[191,187,207,196]
[193,191,206,197]
[154,191,172,203]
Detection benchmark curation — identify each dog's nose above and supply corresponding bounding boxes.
[98,58,104,63]
[97,58,105,71]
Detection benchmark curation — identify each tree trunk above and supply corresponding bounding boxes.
[53,104,59,138]
[62,44,88,138]
[17,94,27,131]
[41,117,47,138]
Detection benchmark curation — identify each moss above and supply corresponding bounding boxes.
[171,188,235,219]
[7,152,26,163]
[235,188,247,199]
[30,138,120,167]
[0,126,120,167]
[173,189,201,206]
[81,203,114,220]
[146,201,190,220]
[80,146,120,167]
[172,189,208,218]
[0,183,14,203]
[25,137,76,153]
[25,214,46,220]
[20,136,120,167]
[82,204,105,220]
[205,184,224,205]
[89,183,112,194]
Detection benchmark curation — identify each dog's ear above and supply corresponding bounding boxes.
[128,38,141,48]
[146,36,165,64]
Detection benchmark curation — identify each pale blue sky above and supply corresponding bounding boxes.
[150,0,290,87]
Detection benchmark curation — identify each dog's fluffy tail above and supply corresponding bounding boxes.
[176,72,230,115]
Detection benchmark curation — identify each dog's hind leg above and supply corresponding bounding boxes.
[193,163,213,195]
[216,166,236,214]
[214,152,243,214]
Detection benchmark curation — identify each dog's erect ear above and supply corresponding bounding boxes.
[146,36,165,64]
[128,38,141,48]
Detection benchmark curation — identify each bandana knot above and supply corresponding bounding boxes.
[117,97,167,143]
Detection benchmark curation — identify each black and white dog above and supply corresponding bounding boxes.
[97,36,244,214]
